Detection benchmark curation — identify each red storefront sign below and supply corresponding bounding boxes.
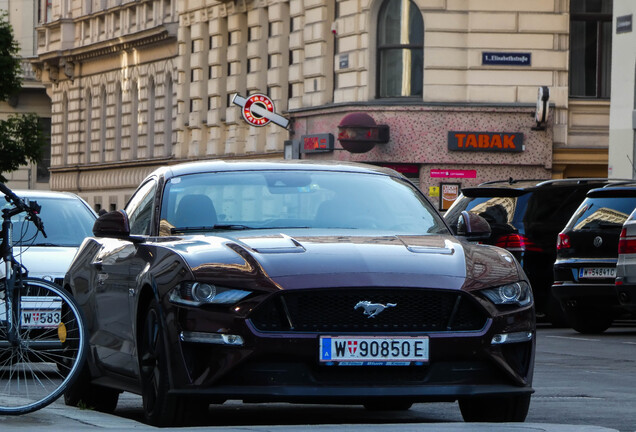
[447,131,524,153]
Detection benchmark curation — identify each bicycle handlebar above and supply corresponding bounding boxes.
[0,182,47,238]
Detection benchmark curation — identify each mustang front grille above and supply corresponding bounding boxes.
[248,288,488,333]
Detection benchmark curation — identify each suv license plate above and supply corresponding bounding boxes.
[319,336,428,365]
[21,310,61,328]
[579,267,616,279]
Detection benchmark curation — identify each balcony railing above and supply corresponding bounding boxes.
[20,58,39,82]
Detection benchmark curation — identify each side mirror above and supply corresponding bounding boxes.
[93,210,131,239]
[456,211,492,241]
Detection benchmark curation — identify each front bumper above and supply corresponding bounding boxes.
[165,303,535,403]
[169,382,533,402]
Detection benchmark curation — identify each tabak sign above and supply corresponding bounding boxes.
[448,131,524,153]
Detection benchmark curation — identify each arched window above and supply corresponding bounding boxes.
[85,90,92,164]
[99,85,107,163]
[115,82,122,161]
[164,75,173,157]
[131,80,139,159]
[376,0,423,98]
[148,76,155,158]
[62,92,68,165]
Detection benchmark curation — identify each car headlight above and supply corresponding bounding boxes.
[481,281,532,307]
[169,282,251,307]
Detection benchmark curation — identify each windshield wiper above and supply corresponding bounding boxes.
[170,224,255,234]
[211,224,254,230]
[580,221,620,230]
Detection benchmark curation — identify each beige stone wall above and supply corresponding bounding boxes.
[178,0,570,150]
[30,0,609,207]
[35,0,179,210]
[176,0,336,158]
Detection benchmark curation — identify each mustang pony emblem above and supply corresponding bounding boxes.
[354,301,397,318]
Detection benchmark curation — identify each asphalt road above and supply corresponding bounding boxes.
[527,322,636,431]
[1,323,634,432]
[110,322,636,431]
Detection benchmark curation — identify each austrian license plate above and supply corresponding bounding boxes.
[319,336,429,365]
[19,295,63,328]
[579,267,616,279]
[21,310,61,328]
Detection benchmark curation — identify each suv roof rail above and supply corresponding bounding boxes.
[478,177,634,187]
[599,180,636,188]
[479,178,547,186]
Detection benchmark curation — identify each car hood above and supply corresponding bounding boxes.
[167,232,522,292]
[11,246,79,280]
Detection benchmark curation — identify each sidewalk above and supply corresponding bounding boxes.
[0,403,620,432]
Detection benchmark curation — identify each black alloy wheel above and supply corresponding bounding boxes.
[139,298,207,426]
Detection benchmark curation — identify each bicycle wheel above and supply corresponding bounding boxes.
[0,277,87,414]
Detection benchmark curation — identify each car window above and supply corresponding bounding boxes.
[445,195,520,226]
[126,180,157,236]
[565,197,636,231]
[159,170,447,235]
[2,195,96,247]
[524,188,584,225]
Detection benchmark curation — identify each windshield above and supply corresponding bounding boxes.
[159,170,448,235]
[2,195,96,247]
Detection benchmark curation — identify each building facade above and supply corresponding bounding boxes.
[34,0,612,211]
[609,0,636,179]
[34,0,178,211]
[1,0,51,190]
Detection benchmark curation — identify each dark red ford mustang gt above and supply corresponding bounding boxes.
[63,160,535,426]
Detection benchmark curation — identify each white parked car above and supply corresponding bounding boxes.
[1,189,97,285]
[615,206,636,316]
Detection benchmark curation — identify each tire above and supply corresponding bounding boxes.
[363,400,413,411]
[565,308,613,334]
[64,363,120,413]
[139,299,207,426]
[0,278,87,414]
[459,394,531,422]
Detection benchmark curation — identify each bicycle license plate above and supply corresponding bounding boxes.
[319,336,428,365]
[20,296,63,328]
[21,310,61,328]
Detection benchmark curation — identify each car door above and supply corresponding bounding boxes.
[92,180,157,376]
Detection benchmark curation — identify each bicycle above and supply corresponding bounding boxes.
[0,182,87,414]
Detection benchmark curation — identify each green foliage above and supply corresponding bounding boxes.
[0,114,45,182]
[0,11,46,182]
[0,11,21,101]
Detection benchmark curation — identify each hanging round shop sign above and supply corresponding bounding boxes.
[231,93,289,129]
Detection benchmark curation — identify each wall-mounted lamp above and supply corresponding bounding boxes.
[533,86,550,131]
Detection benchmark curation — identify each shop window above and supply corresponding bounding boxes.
[376,0,423,98]
[569,0,612,98]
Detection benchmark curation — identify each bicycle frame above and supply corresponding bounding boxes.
[1,201,27,346]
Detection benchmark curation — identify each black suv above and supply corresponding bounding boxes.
[552,184,636,333]
[444,178,624,324]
